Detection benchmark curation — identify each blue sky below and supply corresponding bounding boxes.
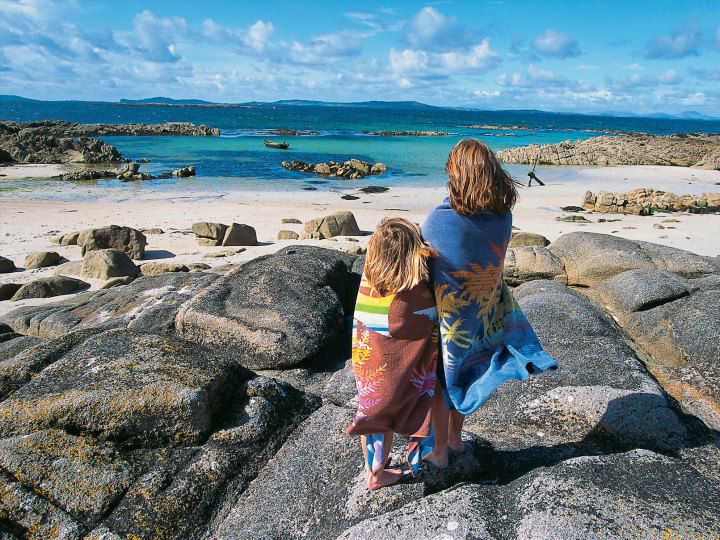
[1,0,719,114]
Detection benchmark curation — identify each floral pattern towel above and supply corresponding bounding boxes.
[422,198,558,415]
[346,277,439,472]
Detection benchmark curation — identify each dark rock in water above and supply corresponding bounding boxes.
[222,223,257,246]
[508,232,550,248]
[58,168,116,182]
[341,194,360,200]
[302,186,317,191]
[304,211,361,239]
[176,247,356,369]
[82,248,139,280]
[172,165,196,177]
[549,232,720,286]
[0,283,22,300]
[0,272,218,339]
[592,270,720,430]
[11,276,90,301]
[282,158,386,179]
[338,449,720,540]
[359,185,388,194]
[461,279,686,480]
[77,225,147,259]
[213,404,486,540]
[24,251,61,269]
[560,205,585,212]
[0,255,16,273]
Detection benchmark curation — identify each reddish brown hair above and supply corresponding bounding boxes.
[364,217,437,295]
[446,138,517,215]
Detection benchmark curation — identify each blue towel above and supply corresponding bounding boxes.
[422,198,558,415]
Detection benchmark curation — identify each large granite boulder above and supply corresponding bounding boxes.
[303,211,361,239]
[503,246,567,286]
[0,328,320,539]
[81,248,139,280]
[10,276,90,301]
[0,335,43,362]
[549,232,720,286]
[222,223,257,246]
[338,449,720,540]
[77,225,147,259]
[177,246,357,369]
[0,272,218,339]
[192,222,228,246]
[461,279,687,480]
[212,404,485,540]
[24,251,61,269]
[591,269,720,430]
[0,283,22,301]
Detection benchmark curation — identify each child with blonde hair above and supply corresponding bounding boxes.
[346,217,439,490]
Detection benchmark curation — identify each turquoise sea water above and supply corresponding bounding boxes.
[2,101,719,199]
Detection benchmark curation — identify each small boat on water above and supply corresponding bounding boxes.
[264,140,289,149]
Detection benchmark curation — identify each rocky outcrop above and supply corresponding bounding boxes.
[77,225,147,259]
[0,120,219,138]
[57,169,117,182]
[10,276,90,301]
[303,211,361,239]
[359,130,450,136]
[503,246,567,286]
[0,272,218,339]
[0,283,22,301]
[582,188,720,215]
[0,328,319,539]
[549,232,720,286]
[176,247,357,370]
[0,239,717,539]
[339,450,720,540]
[497,133,720,169]
[282,159,387,179]
[591,269,720,430]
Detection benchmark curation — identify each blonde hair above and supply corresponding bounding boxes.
[364,217,436,296]
[446,138,517,215]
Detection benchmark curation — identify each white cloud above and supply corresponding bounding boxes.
[402,6,475,52]
[532,29,580,58]
[389,40,500,78]
[609,69,684,89]
[645,26,702,59]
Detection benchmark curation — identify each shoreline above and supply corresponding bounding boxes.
[1,164,719,318]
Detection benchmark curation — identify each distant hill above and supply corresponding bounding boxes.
[118,97,215,105]
[0,95,40,103]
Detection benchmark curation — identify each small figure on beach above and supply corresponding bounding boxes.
[421,139,558,468]
[527,156,545,186]
[346,217,439,490]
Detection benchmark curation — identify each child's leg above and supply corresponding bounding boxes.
[365,431,402,490]
[423,389,449,469]
[448,410,466,452]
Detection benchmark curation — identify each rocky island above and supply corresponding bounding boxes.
[282,158,387,179]
[0,121,219,164]
[497,132,720,169]
[0,229,718,539]
[359,130,451,136]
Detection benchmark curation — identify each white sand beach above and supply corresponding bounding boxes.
[1,164,719,316]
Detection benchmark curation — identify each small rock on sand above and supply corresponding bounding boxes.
[25,251,61,270]
[278,230,300,240]
[0,256,17,274]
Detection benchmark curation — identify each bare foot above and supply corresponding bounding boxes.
[423,449,449,469]
[448,437,466,453]
[367,468,403,490]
